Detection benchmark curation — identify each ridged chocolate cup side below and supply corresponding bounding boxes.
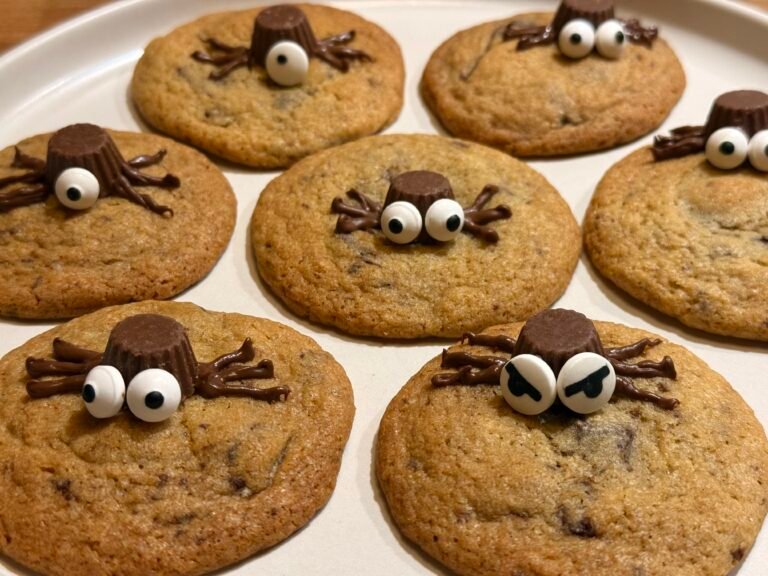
[703,90,768,138]
[514,309,605,376]
[46,124,123,194]
[249,5,319,68]
[552,0,616,34]
[102,314,198,397]
[384,171,455,244]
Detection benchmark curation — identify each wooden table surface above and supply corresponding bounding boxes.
[0,0,767,53]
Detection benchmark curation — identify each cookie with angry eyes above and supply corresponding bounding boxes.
[585,90,768,341]
[376,311,768,576]
[0,300,354,576]
[422,0,685,156]
[251,133,581,338]
[131,4,404,168]
[0,124,235,320]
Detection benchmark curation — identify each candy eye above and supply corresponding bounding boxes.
[748,130,768,172]
[556,353,616,414]
[380,201,423,244]
[126,369,182,423]
[558,19,595,59]
[595,20,625,59]
[424,199,464,242]
[500,354,556,415]
[705,127,749,170]
[54,167,100,210]
[82,365,125,419]
[265,41,309,87]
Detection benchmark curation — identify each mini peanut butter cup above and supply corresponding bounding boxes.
[384,171,456,243]
[513,309,605,376]
[703,90,768,138]
[46,124,124,191]
[249,5,319,67]
[551,0,616,34]
[102,314,198,397]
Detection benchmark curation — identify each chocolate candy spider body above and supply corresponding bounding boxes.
[432,309,678,415]
[0,124,180,215]
[653,90,768,172]
[331,170,512,244]
[25,314,289,423]
[192,4,372,86]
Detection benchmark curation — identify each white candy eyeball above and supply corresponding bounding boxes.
[82,365,125,419]
[595,20,626,59]
[265,41,309,87]
[380,201,423,244]
[126,369,182,423]
[424,199,464,242]
[747,130,768,172]
[705,127,749,170]
[54,167,100,210]
[556,352,616,415]
[500,354,557,415]
[558,19,595,59]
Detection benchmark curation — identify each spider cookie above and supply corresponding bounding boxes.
[376,309,768,576]
[422,0,685,156]
[132,4,404,168]
[585,90,768,340]
[251,134,580,338]
[0,300,354,576]
[0,123,235,319]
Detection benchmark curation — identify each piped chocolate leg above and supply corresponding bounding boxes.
[502,22,554,49]
[52,338,102,362]
[331,189,381,233]
[605,338,661,361]
[622,19,658,45]
[462,332,517,354]
[127,149,167,169]
[221,359,274,381]
[27,375,87,399]
[440,350,506,370]
[612,357,677,380]
[12,147,46,172]
[121,163,180,189]
[316,31,373,72]
[433,364,502,387]
[113,175,173,217]
[192,40,249,80]
[463,185,511,243]
[208,338,256,371]
[0,184,49,211]
[615,376,678,411]
[196,371,288,402]
[26,357,99,378]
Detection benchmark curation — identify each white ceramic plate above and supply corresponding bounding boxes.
[0,1,766,574]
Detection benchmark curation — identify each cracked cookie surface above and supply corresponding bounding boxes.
[251,134,580,339]
[422,13,685,157]
[585,148,768,340]
[0,300,354,576]
[376,320,768,576]
[0,131,235,319]
[131,4,404,168]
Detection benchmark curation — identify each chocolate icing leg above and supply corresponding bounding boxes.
[462,185,511,243]
[615,376,679,410]
[331,189,382,233]
[462,332,517,354]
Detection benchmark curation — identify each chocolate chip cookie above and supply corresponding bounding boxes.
[0,126,235,319]
[132,4,404,168]
[251,133,581,339]
[0,300,354,576]
[376,317,768,575]
[422,0,685,156]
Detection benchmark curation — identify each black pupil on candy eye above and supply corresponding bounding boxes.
[277,54,288,65]
[67,187,82,202]
[446,215,461,232]
[505,363,542,402]
[82,384,95,403]
[145,391,164,409]
[616,31,625,43]
[388,219,404,234]
[570,33,582,44]
[564,365,610,399]
[720,141,735,155]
